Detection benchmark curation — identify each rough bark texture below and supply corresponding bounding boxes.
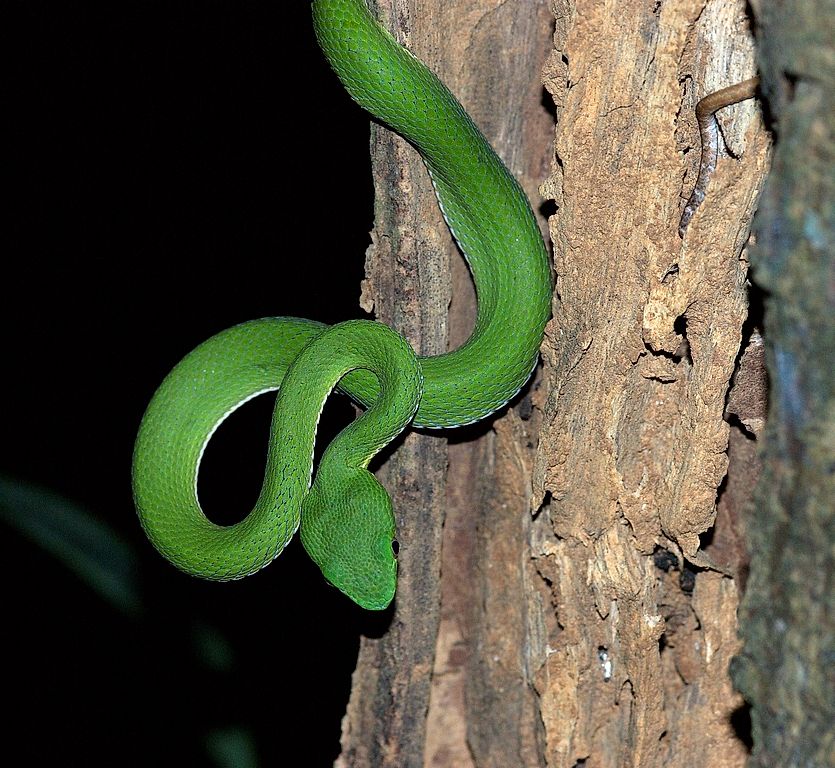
[732,2,835,766]
[531,0,770,765]
[426,3,555,767]
[337,1,779,766]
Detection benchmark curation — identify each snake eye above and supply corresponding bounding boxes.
[391,539,400,557]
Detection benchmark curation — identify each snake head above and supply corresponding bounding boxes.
[300,465,397,610]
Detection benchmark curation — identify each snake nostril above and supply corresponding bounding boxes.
[391,539,400,557]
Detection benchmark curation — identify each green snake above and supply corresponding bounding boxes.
[132,0,551,610]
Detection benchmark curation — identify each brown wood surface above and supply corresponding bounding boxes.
[533,1,769,765]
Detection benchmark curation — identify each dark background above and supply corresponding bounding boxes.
[4,2,381,765]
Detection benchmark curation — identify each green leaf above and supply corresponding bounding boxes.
[0,475,142,616]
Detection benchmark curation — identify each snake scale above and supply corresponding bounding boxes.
[132,0,552,609]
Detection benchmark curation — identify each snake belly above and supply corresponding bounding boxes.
[132,0,552,610]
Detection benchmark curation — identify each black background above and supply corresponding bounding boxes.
[4,2,382,765]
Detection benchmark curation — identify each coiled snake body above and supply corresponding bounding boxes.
[132,0,552,609]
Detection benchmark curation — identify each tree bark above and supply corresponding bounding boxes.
[336,2,553,766]
[732,2,835,766]
[337,1,776,766]
[530,1,769,766]
[333,3,450,764]
[488,0,769,763]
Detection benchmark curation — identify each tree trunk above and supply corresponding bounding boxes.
[731,2,835,766]
[336,1,774,766]
[336,3,554,765]
[530,2,771,766]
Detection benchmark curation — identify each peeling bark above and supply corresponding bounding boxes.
[531,0,769,765]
